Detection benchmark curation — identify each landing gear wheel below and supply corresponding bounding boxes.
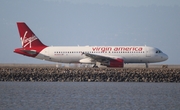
[93,66,98,68]
[93,64,98,68]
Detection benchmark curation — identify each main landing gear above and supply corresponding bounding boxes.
[93,64,98,68]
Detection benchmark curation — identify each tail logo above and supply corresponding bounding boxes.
[21,31,38,48]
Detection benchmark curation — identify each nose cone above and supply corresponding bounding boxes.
[162,54,168,61]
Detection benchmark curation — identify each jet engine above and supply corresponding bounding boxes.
[101,58,124,67]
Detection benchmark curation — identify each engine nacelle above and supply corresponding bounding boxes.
[79,58,94,64]
[101,58,124,67]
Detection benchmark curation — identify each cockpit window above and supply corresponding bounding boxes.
[156,50,162,53]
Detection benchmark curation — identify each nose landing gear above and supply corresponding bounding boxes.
[145,63,148,68]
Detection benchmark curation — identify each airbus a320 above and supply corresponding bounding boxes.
[14,22,168,68]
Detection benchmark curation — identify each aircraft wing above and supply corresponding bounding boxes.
[82,53,124,67]
[83,53,122,62]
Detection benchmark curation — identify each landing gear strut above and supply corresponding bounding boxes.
[145,63,148,68]
[93,64,98,68]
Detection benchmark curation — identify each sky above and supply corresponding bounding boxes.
[0,0,180,64]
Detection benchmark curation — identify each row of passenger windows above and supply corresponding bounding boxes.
[54,51,145,54]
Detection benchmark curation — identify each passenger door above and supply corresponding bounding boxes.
[146,47,151,57]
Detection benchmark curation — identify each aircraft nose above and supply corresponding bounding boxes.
[162,54,168,61]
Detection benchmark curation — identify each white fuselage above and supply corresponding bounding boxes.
[36,46,168,64]
[15,22,168,67]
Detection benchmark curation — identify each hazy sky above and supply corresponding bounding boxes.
[0,0,180,64]
[64,0,180,6]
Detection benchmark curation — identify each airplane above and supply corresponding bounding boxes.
[14,22,168,68]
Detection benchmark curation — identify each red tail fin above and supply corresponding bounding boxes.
[17,22,46,48]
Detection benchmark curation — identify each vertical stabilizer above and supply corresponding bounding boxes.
[17,22,46,48]
[14,22,47,57]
